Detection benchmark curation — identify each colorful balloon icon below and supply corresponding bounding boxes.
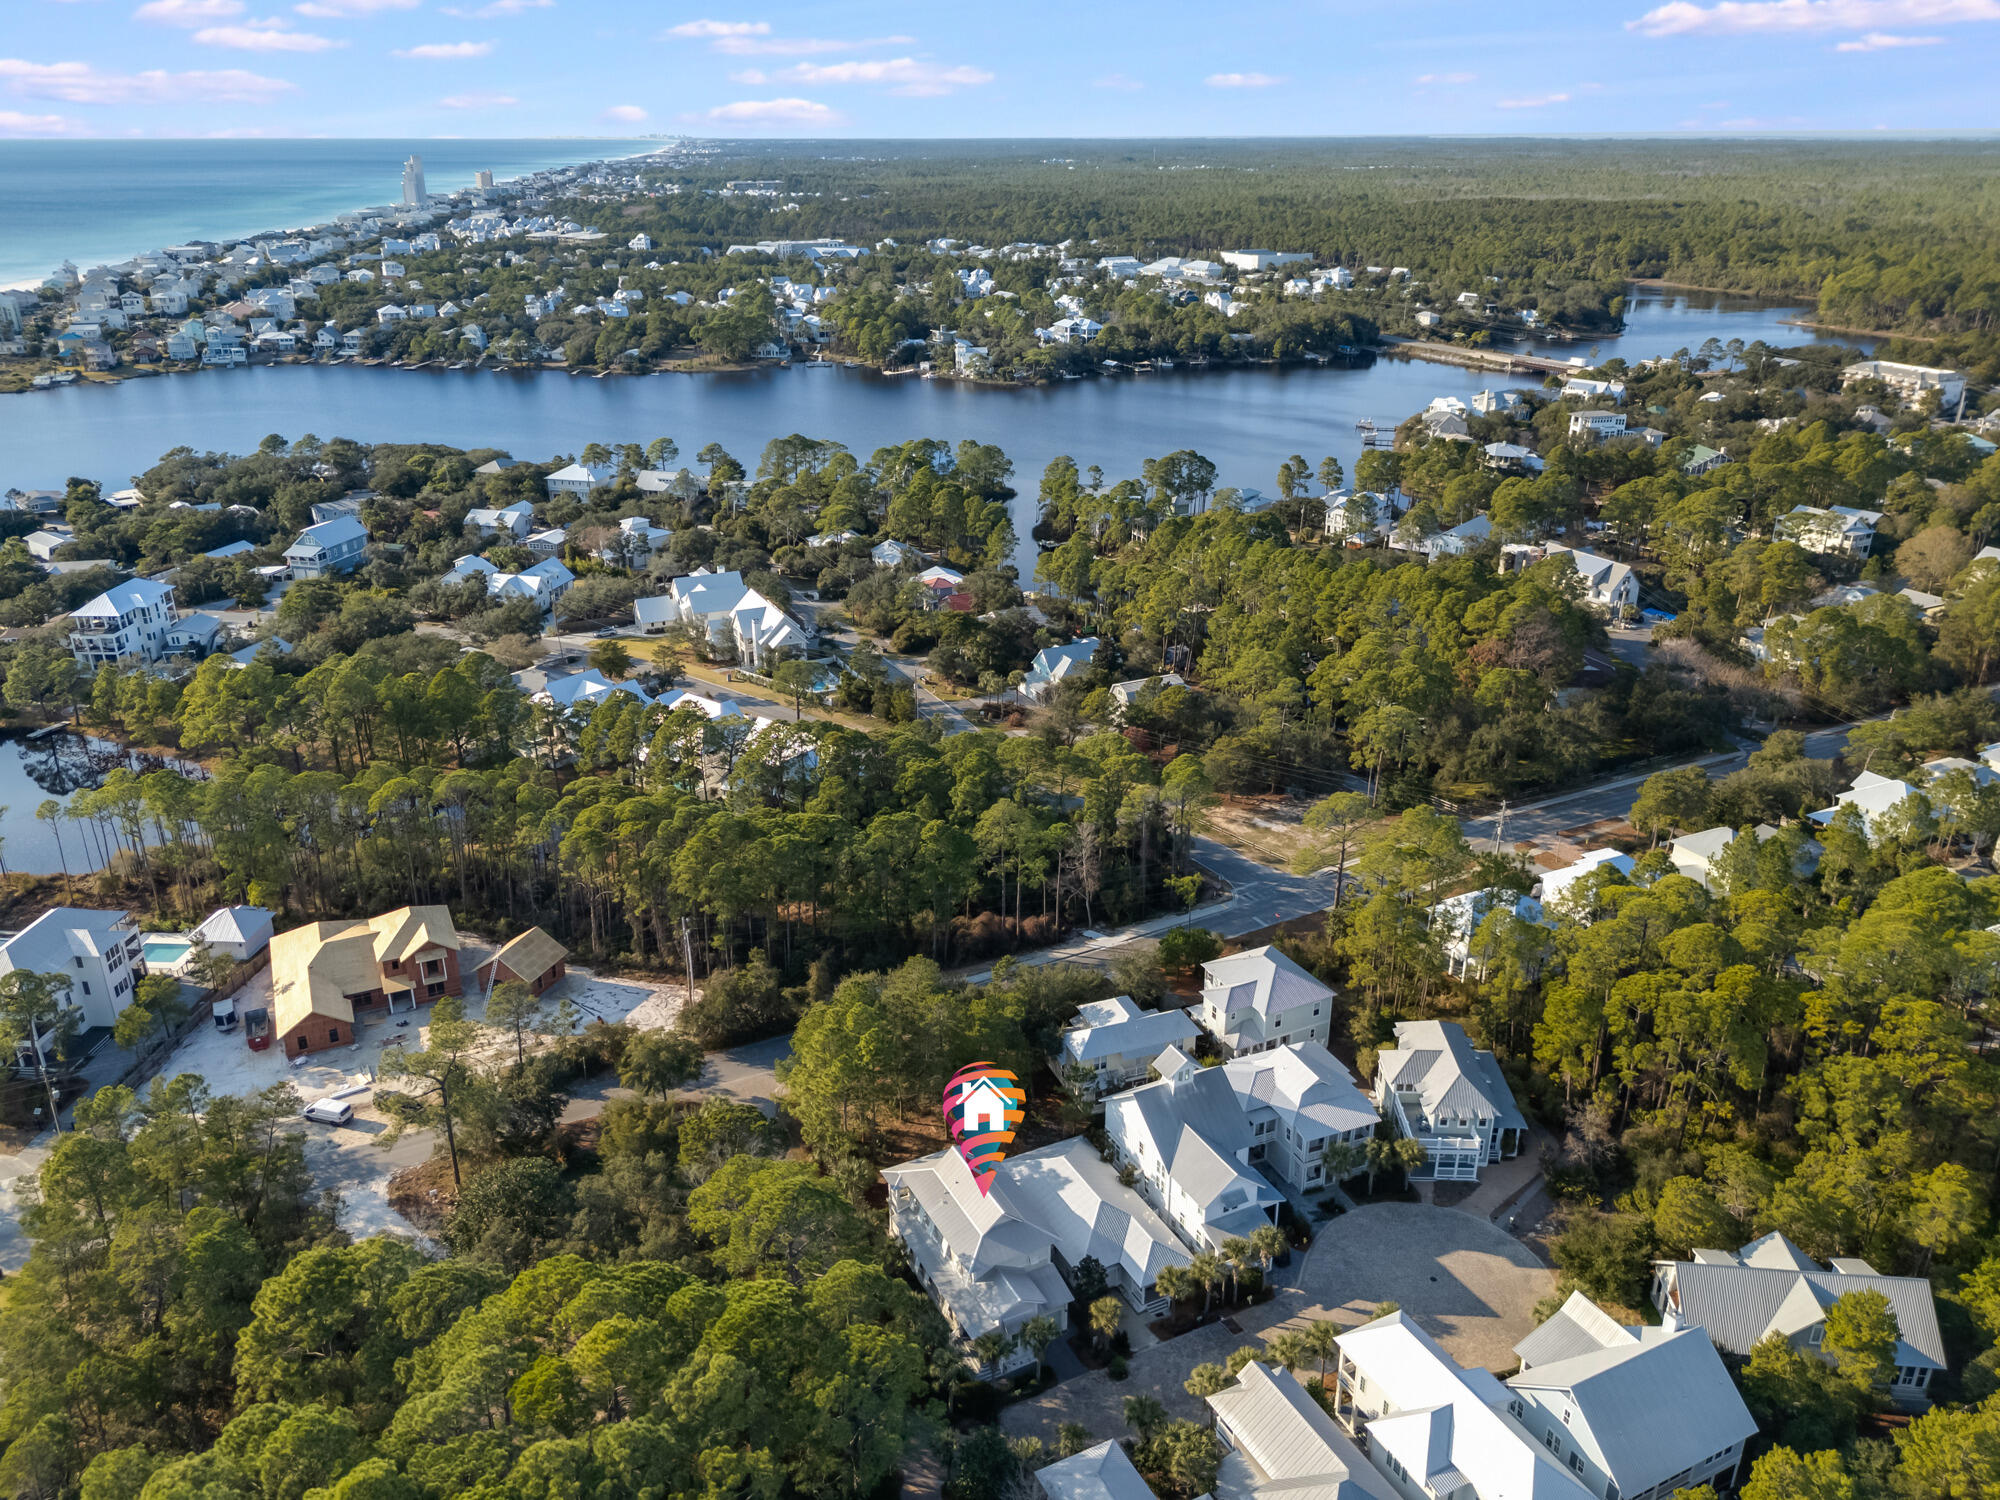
[943,1061,1026,1195]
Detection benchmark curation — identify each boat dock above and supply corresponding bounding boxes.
[1373,338,1582,377]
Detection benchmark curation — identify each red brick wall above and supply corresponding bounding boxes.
[280,1012,352,1056]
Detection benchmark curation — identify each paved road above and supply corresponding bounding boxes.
[1459,719,1872,849]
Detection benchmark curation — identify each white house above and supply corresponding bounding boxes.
[1056,995,1199,1095]
[882,1136,1189,1375]
[1417,513,1492,559]
[599,516,673,566]
[283,515,368,579]
[1841,359,1966,411]
[1560,378,1626,403]
[1542,545,1638,613]
[24,527,73,562]
[1668,824,1819,891]
[872,538,917,569]
[1333,1311,1597,1500]
[67,578,181,666]
[1196,946,1334,1058]
[1807,770,1925,840]
[189,904,275,964]
[1538,849,1636,915]
[545,462,617,499]
[1020,638,1100,702]
[0,907,146,1034]
[656,569,810,669]
[1651,1232,1947,1402]
[1372,1019,1526,1181]
[1221,1042,1379,1192]
[1509,1291,1759,1500]
[1567,410,1628,442]
[534,669,651,714]
[1777,504,1882,559]
[485,557,576,614]
[1432,888,1545,980]
[1103,1047,1285,1251]
[1034,1443,1157,1500]
[1206,1361,1386,1500]
[464,501,534,540]
[1108,673,1188,715]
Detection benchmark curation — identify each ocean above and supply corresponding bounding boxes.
[0,138,650,290]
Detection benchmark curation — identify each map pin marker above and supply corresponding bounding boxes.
[943,1061,1026,1195]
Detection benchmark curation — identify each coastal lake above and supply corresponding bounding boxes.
[0,293,1874,871]
[0,292,1874,588]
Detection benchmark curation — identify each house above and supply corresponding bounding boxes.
[1055,994,1199,1095]
[0,908,145,1035]
[600,516,673,565]
[535,669,651,714]
[1543,545,1638,613]
[545,462,617,499]
[1206,1361,1386,1500]
[808,530,861,549]
[1807,770,1925,839]
[1777,504,1882,559]
[485,557,576,614]
[1483,442,1545,473]
[1568,410,1627,442]
[1432,888,1545,979]
[464,502,534,540]
[917,564,965,593]
[657,569,810,669]
[882,1136,1189,1375]
[525,527,568,559]
[1222,1042,1379,1192]
[1538,849,1635,914]
[1668,824,1818,891]
[1560,378,1626,403]
[67,577,181,666]
[283,515,369,578]
[164,612,226,658]
[1103,1047,1285,1251]
[1324,490,1402,545]
[1372,1019,1526,1180]
[24,527,74,562]
[189,905,276,964]
[268,905,463,1057]
[1680,443,1728,477]
[1033,1441,1158,1500]
[1196,946,1334,1058]
[1332,1311,1596,1500]
[1471,388,1524,415]
[1651,1232,1947,1401]
[1841,359,1965,411]
[1419,513,1492,559]
[872,538,917,568]
[1108,673,1188,715]
[1509,1291,1759,1500]
[474,925,567,997]
[1020,638,1100,702]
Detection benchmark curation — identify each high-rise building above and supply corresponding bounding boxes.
[474,169,494,191]
[401,154,427,207]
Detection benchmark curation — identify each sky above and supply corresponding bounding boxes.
[3,0,1999,139]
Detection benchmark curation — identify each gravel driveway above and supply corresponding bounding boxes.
[1000,1203,1552,1449]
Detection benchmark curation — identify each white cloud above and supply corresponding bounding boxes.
[294,0,419,16]
[135,0,244,23]
[1631,0,2000,36]
[0,58,296,102]
[601,103,647,122]
[1836,27,1947,42]
[1498,91,1573,107]
[440,89,519,107]
[1415,71,1478,84]
[442,0,550,14]
[666,18,769,37]
[195,21,343,50]
[392,40,494,58]
[728,68,767,83]
[702,96,840,125]
[714,33,914,55]
[0,108,80,135]
[1205,71,1285,87]
[780,57,992,95]
[1092,72,1143,90]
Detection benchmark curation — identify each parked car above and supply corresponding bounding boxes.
[302,1098,354,1126]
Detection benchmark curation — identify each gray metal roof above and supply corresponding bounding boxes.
[1223,1042,1379,1139]
[1376,1021,1525,1132]
[1206,1362,1394,1500]
[1662,1241,1946,1369]
[1508,1326,1759,1496]
[1035,1442,1158,1500]
[1514,1291,1636,1369]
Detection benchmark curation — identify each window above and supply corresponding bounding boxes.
[1543,1430,1562,1455]
[1809,1326,1824,1345]
[427,981,446,998]
[1508,1399,1525,1419]
[81,981,91,995]
[328,1027,340,1043]
[1568,1453,1585,1477]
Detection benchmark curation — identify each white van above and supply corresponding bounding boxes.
[301,1098,354,1126]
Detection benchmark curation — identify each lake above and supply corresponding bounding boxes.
[0,290,1873,586]
[0,731,202,876]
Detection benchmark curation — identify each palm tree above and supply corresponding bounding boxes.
[1188,1251,1223,1315]
[970,1328,1015,1374]
[1391,1136,1430,1186]
[1153,1263,1194,1311]
[1122,1394,1169,1441]
[1321,1138,1367,1187]
[1299,1317,1340,1386]
[1184,1361,1229,1420]
[1089,1295,1124,1356]
[1263,1328,1310,1372]
[1018,1314,1060,1378]
[1222,1237,1257,1304]
[1363,1136,1398,1194]
[1249,1223,1286,1275]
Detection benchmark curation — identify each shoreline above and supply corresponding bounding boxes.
[0,139,662,294]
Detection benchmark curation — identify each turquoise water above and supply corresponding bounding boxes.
[0,138,649,289]
[143,936,192,967]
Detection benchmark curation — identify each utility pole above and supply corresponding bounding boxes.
[1492,798,1509,855]
[680,916,697,1011]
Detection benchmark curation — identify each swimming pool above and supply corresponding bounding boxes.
[142,936,191,967]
